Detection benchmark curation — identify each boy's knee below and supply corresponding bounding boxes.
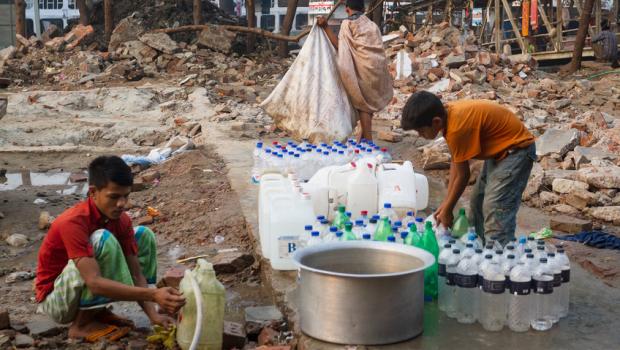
[134,226,156,244]
[90,229,121,255]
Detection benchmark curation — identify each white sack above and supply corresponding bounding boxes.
[260,25,356,143]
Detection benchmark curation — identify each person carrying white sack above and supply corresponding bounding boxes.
[317,0,393,142]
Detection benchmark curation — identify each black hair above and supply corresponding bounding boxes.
[401,91,447,130]
[88,155,133,189]
[346,0,365,12]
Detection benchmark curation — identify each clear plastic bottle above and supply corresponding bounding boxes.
[366,218,378,240]
[379,148,392,163]
[470,249,484,267]
[324,226,338,242]
[438,243,453,313]
[546,253,562,323]
[479,254,507,331]
[379,203,398,224]
[399,231,409,245]
[507,259,533,332]
[443,249,461,318]
[306,231,322,247]
[482,243,495,258]
[460,228,482,250]
[455,254,479,324]
[520,248,534,264]
[299,225,313,247]
[352,220,366,240]
[502,254,517,290]
[462,243,476,259]
[535,245,547,261]
[402,211,415,230]
[251,142,264,183]
[493,249,504,265]
[488,236,503,251]
[516,236,528,258]
[318,219,330,238]
[531,258,554,331]
[391,226,400,243]
[526,236,537,251]
[555,248,571,318]
[414,217,424,234]
[358,210,370,226]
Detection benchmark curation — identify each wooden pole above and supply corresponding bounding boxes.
[594,0,601,34]
[537,2,559,50]
[104,0,114,43]
[563,0,595,73]
[193,0,203,25]
[556,0,563,51]
[495,0,501,53]
[611,0,618,31]
[372,0,384,29]
[278,0,299,57]
[246,0,256,52]
[444,0,453,23]
[77,0,90,25]
[426,5,433,25]
[479,0,492,45]
[501,0,527,53]
[15,0,26,38]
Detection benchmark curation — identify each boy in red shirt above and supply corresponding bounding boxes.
[35,156,185,341]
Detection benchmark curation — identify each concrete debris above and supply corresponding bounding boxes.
[38,211,53,230]
[5,234,29,247]
[139,33,179,54]
[5,271,36,284]
[577,166,620,189]
[552,179,589,194]
[550,215,593,234]
[587,206,620,224]
[25,317,63,338]
[109,14,146,51]
[223,321,247,350]
[14,334,34,348]
[0,309,9,330]
[198,25,237,53]
[536,129,580,157]
[212,251,255,274]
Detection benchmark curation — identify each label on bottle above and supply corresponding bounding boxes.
[509,280,531,295]
[446,272,457,286]
[438,263,447,277]
[278,236,299,259]
[455,274,477,288]
[482,279,505,294]
[477,274,483,287]
[552,273,562,287]
[561,269,571,283]
[532,279,554,294]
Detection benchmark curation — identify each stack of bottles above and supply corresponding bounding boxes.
[251,138,392,182]
[297,202,442,300]
[437,236,571,332]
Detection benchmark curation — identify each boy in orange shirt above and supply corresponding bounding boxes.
[401,91,536,244]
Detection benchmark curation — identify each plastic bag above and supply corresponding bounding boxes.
[260,25,356,143]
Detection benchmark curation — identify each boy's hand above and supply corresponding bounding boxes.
[316,16,328,28]
[149,313,175,328]
[153,287,186,314]
[434,204,454,229]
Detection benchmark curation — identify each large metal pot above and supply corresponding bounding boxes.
[292,241,435,345]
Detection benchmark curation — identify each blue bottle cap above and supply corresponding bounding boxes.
[320,219,329,225]
[415,217,424,223]
[256,142,263,147]
[266,149,272,154]
[387,235,396,242]
[384,203,392,209]
[362,234,371,240]
[355,220,364,226]
[323,152,329,156]
[317,215,325,220]
[407,211,414,216]
[408,222,415,228]
[401,231,409,239]
[311,231,320,237]
[294,154,300,158]
[304,225,313,230]
[336,231,343,237]
[330,226,338,232]
[369,218,377,224]
[345,212,352,217]
[394,221,402,227]
[392,226,399,232]
[372,214,381,220]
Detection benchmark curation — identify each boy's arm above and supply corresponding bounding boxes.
[75,257,185,315]
[435,160,470,228]
[317,16,339,49]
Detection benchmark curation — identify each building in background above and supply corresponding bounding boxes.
[0,0,16,48]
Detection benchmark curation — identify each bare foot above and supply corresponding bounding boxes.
[68,320,111,339]
[96,308,134,327]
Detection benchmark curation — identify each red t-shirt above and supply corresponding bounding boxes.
[35,197,138,302]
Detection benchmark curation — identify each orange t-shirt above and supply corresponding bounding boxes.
[444,100,535,162]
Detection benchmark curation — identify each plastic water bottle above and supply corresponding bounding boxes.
[482,243,495,258]
[502,254,517,290]
[324,226,338,242]
[251,142,264,183]
[422,221,440,300]
[493,249,504,265]
[379,148,392,163]
[470,248,484,267]
[526,236,537,251]
[452,208,470,238]
[402,211,415,230]
[408,224,423,248]
[520,248,533,264]
[379,203,398,224]
[391,226,400,243]
[438,243,452,312]
[352,220,365,240]
[333,205,348,229]
[460,228,482,249]
[437,232,452,251]
[374,216,392,242]
[300,225,313,246]
[366,218,378,239]
[531,258,554,331]
[443,248,461,317]
[455,254,479,324]
[489,236,503,251]
[358,211,370,226]
[507,259,533,332]
[516,236,528,258]
[546,253,562,323]
[343,222,357,241]
[555,248,570,318]
[318,219,329,238]
[479,254,506,331]
[399,231,409,245]
[503,245,517,261]
[535,245,547,261]
[306,231,322,247]
[462,243,475,259]
[415,217,425,234]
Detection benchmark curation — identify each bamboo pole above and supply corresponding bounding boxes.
[537,2,559,50]
[479,0,493,45]
[495,0,501,53]
[15,0,26,38]
[193,0,203,25]
[501,0,527,53]
[278,0,299,57]
[104,0,114,43]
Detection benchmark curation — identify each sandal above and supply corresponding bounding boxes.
[84,325,132,343]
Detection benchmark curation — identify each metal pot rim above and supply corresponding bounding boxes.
[292,241,435,279]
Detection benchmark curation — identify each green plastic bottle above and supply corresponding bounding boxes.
[407,224,423,248]
[343,222,357,241]
[374,217,392,241]
[333,205,348,229]
[452,208,470,238]
[421,221,439,300]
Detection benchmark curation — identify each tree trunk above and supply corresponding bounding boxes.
[611,0,618,31]
[15,0,26,38]
[278,0,299,57]
[563,0,595,74]
[246,0,256,52]
[444,0,453,23]
[104,0,114,43]
[193,0,203,25]
[77,0,90,25]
